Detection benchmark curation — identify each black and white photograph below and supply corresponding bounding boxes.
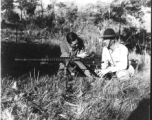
[1,0,151,119]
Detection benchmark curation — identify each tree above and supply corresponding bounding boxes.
[24,0,38,30]
[7,11,20,23]
[1,0,14,11]
[1,0,20,26]
[15,0,28,20]
[26,2,37,16]
[56,2,67,17]
[39,0,45,18]
[66,3,78,24]
[1,0,15,23]
[93,1,113,25]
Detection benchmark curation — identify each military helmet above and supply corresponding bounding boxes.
[102,28,116,39]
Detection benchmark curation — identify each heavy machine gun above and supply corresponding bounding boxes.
[15,57,101,66]
[15,55,102,77]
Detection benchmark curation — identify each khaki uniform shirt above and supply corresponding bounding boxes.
[102,42,129,72]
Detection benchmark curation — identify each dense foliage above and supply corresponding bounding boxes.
[1,0,151,53]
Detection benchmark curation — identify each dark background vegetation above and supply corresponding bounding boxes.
[1,41,61,78]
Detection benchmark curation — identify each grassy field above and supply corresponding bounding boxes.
[1,28,150,120]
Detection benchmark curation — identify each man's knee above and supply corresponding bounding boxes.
[128,65,135,77]
[116,70,130,80]
[84,70,92,77]
[59,63,65,70]
[116,65,135,80]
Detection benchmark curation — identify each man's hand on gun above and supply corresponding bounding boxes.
[95,69,109,77]
[77,51,88,58]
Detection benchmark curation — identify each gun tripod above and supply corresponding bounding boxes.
[63,61,80,78]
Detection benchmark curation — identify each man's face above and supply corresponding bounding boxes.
[71,39,78,49]
[103,39,115,48]
[102,39,110,48]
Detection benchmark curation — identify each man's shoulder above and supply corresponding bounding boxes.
[116,42,127,49]
[60,39,66,44]
[60,39,70,51]
[77,37,85,50]
[60,39,67,47]
[115,42,128,52]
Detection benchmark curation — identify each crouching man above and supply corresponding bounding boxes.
[96,28,135,80]
[58,32,92,77]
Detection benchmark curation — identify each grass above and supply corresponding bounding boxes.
[1,52,150,120]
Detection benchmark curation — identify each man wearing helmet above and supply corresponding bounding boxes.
[96,28,135,80]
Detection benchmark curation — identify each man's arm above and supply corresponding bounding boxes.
[59,42,71,70]
[103,57,128,73]
[97,45,128,76]
[60,42,71,57]
[101,47,112,69]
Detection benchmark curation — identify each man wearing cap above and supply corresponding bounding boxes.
[96,28,135,80]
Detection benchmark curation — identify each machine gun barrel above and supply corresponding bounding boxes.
[15,57,74,62]
[15,57,102,65]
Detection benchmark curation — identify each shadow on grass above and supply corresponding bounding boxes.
[127,98,150,120]
[1,41,61,78]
